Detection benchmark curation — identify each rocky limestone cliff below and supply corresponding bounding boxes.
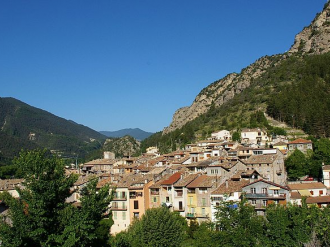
[289,2,330,55]
[163,2,330,135]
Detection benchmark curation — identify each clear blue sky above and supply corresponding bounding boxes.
[0,0,327,133]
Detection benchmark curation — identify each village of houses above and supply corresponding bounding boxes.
[1,128,330,235]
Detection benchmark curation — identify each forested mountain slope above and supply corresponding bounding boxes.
[0,97,106,164]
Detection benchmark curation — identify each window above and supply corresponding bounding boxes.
[320,190,324,196]
[274,190,279,195]
[134,200,139,209]
[113,211,117,220]
[251,200,256,205]
[179,201,183,210]
[167,187,172,192]
[134,212,139,218]
[122,212,126,220]
[250,188,256,194]
[202,208,206,216]
[153,197,157,203]
[166,197,170,203]
[262,188,267,194]
[263,200,267,207]
[202,198,206,206]
[189,196,193,205]
[310,190,314,195]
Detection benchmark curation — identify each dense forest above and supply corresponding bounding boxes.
[266,53,330,137]
[0,97,106,164]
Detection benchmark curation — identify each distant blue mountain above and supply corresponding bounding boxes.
[99,128,154,141]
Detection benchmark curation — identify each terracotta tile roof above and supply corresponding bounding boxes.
[244,155,277,164]
[186,159,215,167]
[231,169,260,180]
[288,138,312,144]
[273,141,288,146]
[290,192,302,199]
[74,175,93,186]
[174,174,199,187]
[211,180,250,195]
[161,172,182,185]
[288,182,326,190]
[149,174,173,189]
[148,167,167,175]
[322,165,330,171]
[97,178,112,189]
[186,175,215,188]
[0,179,24,190]
[84,159,116,165]
[306,196,330,204]
[171,156,191,164]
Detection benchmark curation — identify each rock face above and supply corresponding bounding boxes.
[163,2,330,135]
[163,54,285,134]
[289,2,330,55]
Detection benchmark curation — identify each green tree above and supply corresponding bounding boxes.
[285,149,308,180]
[214,199,265,247]
[314,138,330,164]
[263,203,311,246]
[232,131,241,142]
[116,207,188,247]
[0,149,113,247]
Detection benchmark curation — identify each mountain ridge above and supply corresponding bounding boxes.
[100,128,153,141]
[163,2,330,135]
[0,97,106,164]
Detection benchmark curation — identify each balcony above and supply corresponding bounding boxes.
[113,196,127,201]
[195,213,209,218]
[251,203,266,210]
[186,213,195,218]
[245,193,286,200]
[173,207,185,212]
[151,190,159,195]
[111,205,127,211]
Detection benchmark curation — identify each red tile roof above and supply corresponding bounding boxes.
[211,180,250,195]
[288,182,326,190]
[161,172,182,185]
[288,138,312,144]
[186,175,214,188]
[306,196,330,204]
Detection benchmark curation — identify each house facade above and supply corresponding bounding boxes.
[288,138,313,153]
[242,180,290,215]
[241,128,269,146]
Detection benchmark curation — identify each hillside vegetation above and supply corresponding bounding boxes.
[0,97,106,164]
[141,52,330,153]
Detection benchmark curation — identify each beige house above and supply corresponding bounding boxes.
[172,174,199,217]
[186,175,216,223]
[288,182,329,207]
[211,130,231,141]
[243,149,287,185]
[288,138,313,153]
[241,128,269,146]
[322,165,330,188]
